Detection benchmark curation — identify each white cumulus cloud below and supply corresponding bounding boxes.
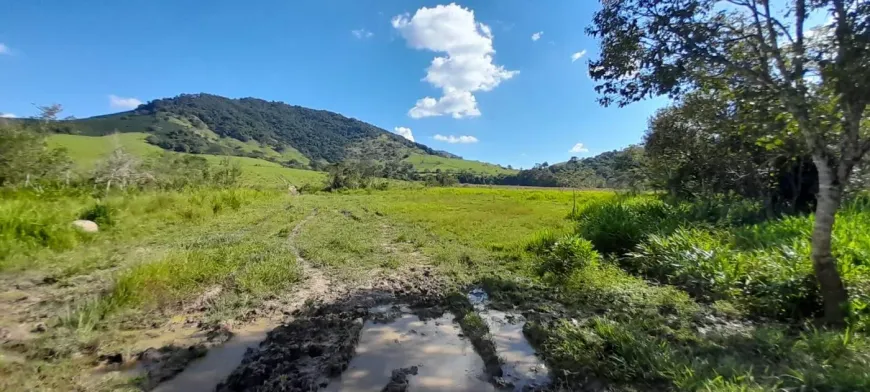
[434,134,478,144]
[351,29,374,39]
[0,43,10,55]
[571,50,587,62]
[531,31,543,41]
[0,113,16,118]
[392,3,517,119]
[109,95,143,110]
[393,126,415,142]
[570,143,589,153]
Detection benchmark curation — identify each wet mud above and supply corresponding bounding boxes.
[217,276,551,392]
[326,311,494,392]
[216,266,450,391]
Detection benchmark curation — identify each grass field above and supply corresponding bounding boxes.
[404,152,517,175]
[2,182,869,391]
[47,133,510,189]
[47,133,325,187]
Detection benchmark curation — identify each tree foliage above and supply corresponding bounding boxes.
[645,89,818,214]
[454,146,648,189]
[0,125,72,188]
[589,0,870,325]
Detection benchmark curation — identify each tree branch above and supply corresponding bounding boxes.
[761,0,792,84]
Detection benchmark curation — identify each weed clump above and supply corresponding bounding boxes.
[535,235,599,282]
[79,202,116,227]
[575,198,680,255]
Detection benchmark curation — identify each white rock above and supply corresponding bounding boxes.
[71,220,99,233]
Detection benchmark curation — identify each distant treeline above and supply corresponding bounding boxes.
[450,146,646,189]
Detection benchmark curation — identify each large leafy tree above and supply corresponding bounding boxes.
[645,85,815,214]
[589,0,870,325]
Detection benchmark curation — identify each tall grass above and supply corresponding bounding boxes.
[0,187,278,270]
[574,197,683,255]
[571,195,870,327]
[59,225,300,332]
[518,195,870,390]
[0,197,93,259]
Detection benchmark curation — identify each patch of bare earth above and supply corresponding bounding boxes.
[144,210,443,390]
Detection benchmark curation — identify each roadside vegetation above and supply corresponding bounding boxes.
[3,1,870,389]
[2,114,869,391]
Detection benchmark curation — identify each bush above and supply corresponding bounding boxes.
[536,235,599,281]
[0,125,73,188]
[298,183,322,194]
[525,229,560,255]
[575,198,681,255]
[626,228,737,299]
[629,228,823,320]
[677,196,766,227]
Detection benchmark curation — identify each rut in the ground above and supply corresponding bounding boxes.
[285,208,335,306]
[150,208,337,392]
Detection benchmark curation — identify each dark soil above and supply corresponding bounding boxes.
[136,344,208,390]
[381,366,419,392]
[217,266,450,392]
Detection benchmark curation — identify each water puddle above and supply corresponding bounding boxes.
[326,307,495,392]
[152,319,277,392]
[468,289,551,391]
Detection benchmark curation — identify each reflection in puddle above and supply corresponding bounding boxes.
[480,310,550,390]
[153,319,276,392]
[469,289,551,391]
[326,311,495,392]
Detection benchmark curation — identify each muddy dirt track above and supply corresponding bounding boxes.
[148,210,551,392]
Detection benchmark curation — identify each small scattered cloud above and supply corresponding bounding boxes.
[393,126,415,142]
[434,134,479,144]
[0,113,16,118]
[570,143,589,153]
[109,95,143,110]
[393,3,517,119]
[531,31,543,41]
[0,43,12,55]
[571,50,587,62]
[351,29,374,39]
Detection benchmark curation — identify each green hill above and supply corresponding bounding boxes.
[405,153,515,175]
[45,93,511,175]
[47,133,326,187]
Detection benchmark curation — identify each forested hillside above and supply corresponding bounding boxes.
[48,94,476,170]
[454,145,646,188]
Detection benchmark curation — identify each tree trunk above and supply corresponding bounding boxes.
[811,167,849,327]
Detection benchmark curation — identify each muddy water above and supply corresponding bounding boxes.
[468,289,551,391]
[325,309,495,392]
[152,319,276,392]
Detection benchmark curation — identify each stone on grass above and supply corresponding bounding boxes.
[71,220,99,233]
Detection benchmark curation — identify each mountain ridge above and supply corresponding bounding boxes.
[47,93,503,173]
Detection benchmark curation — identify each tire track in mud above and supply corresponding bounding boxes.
[150,208,340,392]
[284,208,337,306]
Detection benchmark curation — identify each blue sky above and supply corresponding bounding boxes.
[0,0,668,169]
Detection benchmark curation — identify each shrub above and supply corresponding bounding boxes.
[575,198,681,255]
[525,229,560,255]
[677,196,766,227]
[627,228,737,299]
[629,228,823,320]
[731,215,811,250]
[298,183,322,194]
[536,235,599,281]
